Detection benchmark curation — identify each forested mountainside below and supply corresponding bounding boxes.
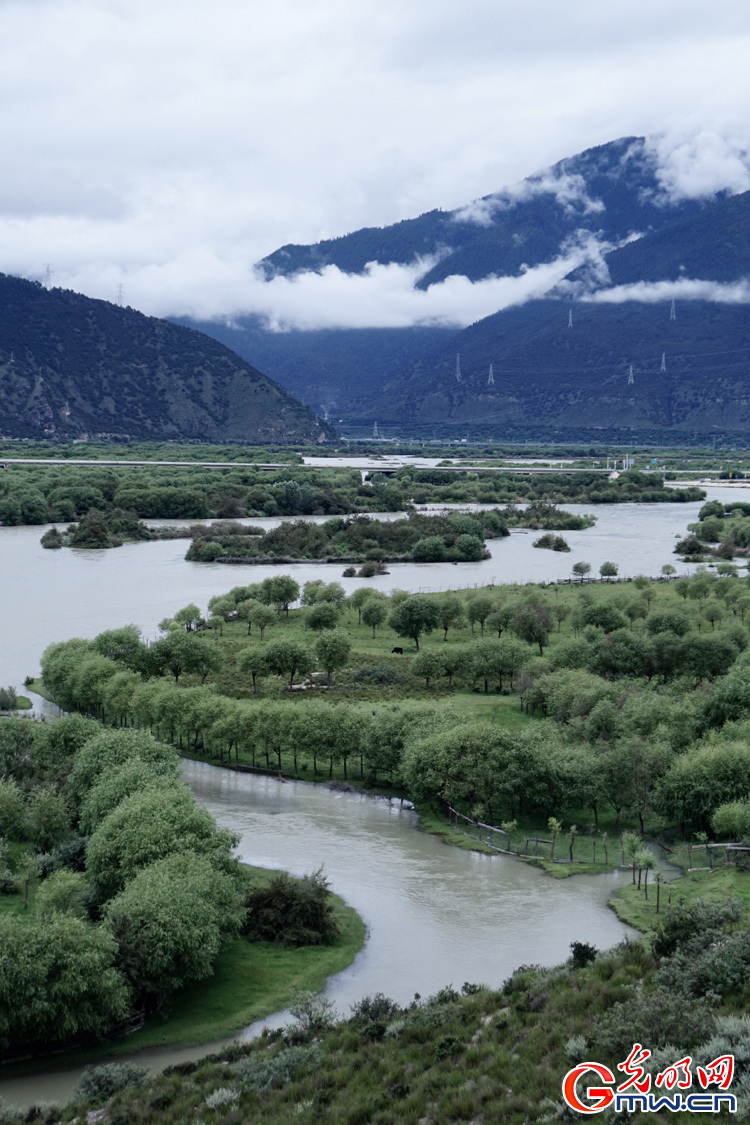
[594,189,750,286]
[353,299,750,436]
[178,137,750,439]
[257,137,707,287]
[0,274,335,443]
[171,317,455,419]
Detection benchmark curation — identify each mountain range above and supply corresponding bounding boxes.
[0,274,334,443]
[181,137,750,440]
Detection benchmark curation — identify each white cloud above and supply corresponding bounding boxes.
[47,242,598,329]
[584,278,750,305]
[645,131,750,203]
[451,171,605,227]
[0,0,749,327]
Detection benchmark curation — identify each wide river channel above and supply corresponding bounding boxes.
[0,482,744,1107]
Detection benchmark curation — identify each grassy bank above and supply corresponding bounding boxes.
[612,864,750,932]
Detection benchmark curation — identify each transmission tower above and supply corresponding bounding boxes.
[487,363,495,386]
[568,309,573,329]
[42,264,53,289]
[116,283,125,307]
[627,364,634,385]
[373,421,379,439]
[660,353,667,373]
[670,299,676,322]
[455,354,462,383]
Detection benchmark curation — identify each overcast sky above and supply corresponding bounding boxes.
[1,0,749,327]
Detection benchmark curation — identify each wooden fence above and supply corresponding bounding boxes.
[446,805,621,866]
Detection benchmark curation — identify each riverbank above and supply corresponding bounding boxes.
[612,863,750,933]
[0,863,365,1079]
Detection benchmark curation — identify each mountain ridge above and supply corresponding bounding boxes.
[0,274,335,443]
[178,135,750,439]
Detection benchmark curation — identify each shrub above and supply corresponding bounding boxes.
[351,994,401,1038]
[242,868,340,946]
[232,1045,320,1090]
[74,1063,148,1105]
[569,941,597,969]
[0,688,17,711]
[205,1086,240,1109]
[352,663,406,685]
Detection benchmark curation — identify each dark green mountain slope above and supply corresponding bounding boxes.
[354,299,750,437]
[258,138,707,288]
[600,189,750,285]
[0,275,334,443]
[172,315,455,417]
[180,138,750,440]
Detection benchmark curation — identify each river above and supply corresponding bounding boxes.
[0,761,634,1108]
[2,487,741,689]
[0,486,742,1107]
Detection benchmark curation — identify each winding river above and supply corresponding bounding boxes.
[0,483,742,1107]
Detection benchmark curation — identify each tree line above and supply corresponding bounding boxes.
[0,717,245,1055]
[34,567,750,852]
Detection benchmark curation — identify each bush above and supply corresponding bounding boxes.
[73,1063,148,1105]
[0,871,16,895]
[594,989,712,1057]
[232,1044,321,1090]
[351,663,406,685]
[242,868,340,946]
[351,994,401,1038]
[532,533,569,552]
[569,941,597,968]
[0,687,17,711]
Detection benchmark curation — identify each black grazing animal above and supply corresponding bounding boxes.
[391,647,403,654]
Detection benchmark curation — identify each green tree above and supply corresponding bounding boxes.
[91,624,146,670]
[315,629,352,686]
[101,670,142,725]
[453,534,484,561]
[413,536,447,562]
[599,561,618,578]
[36,870,88,921]
[0,777,24,837]
[350,586,376,624]
[305,601,340,632]
[238,646,269,693]
[151,630,213,684]
[249,603,276,640]
[466,593,496,636]
[411,650,444,688]
[26,787,71,851]
[241,868,339,946]
[173,603,202,632]
[79,757,180,835]
[103,851,243,999]
[388,595,440,652]
[86,782,238,900]
[264,639,314,689]
[572,561,591,581]
[261,575,300,616]
[0,913,129,1051]
[510,603,553,654]
[436,594,466,641]
[361,593,388,638]
[66,728,177,813]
